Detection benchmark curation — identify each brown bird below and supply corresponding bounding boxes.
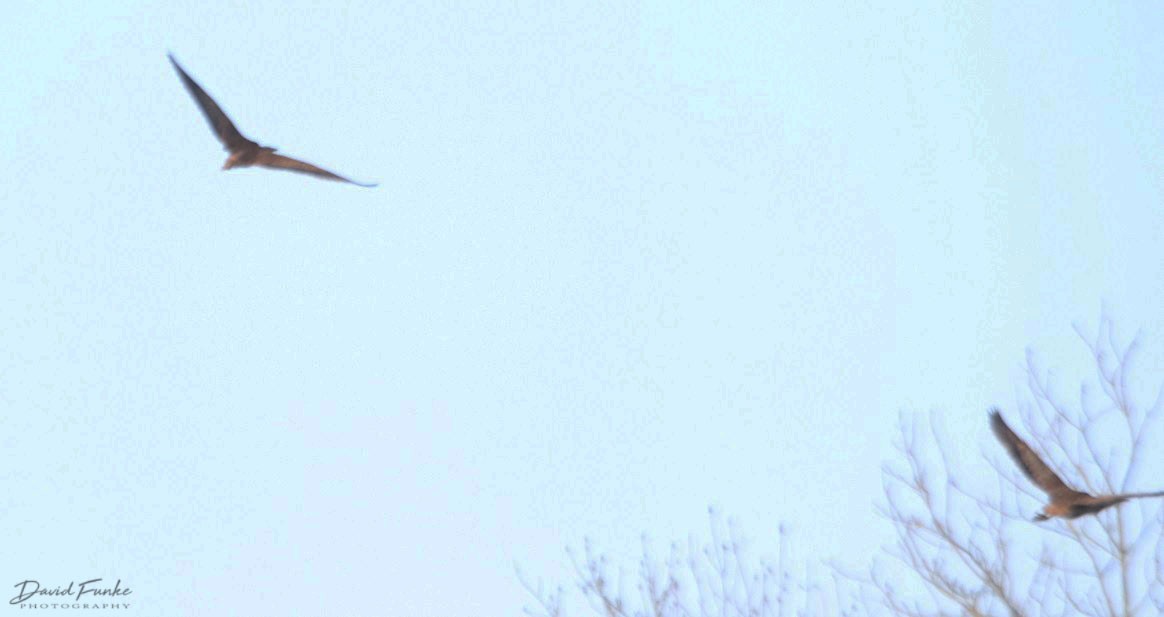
[168,53,376,187]
[990,409,1164,521]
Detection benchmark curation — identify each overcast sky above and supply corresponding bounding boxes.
[3,2,1163,615]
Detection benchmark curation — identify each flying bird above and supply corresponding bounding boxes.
[989,409,1164,521]
[168,53,376,187]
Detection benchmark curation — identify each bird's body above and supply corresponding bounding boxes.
[168,53,376,187]
[989,410,1164,521]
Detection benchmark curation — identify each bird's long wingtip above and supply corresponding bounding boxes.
[988,408,1012,439]
[342,176,378,188]
[167,52,186,74]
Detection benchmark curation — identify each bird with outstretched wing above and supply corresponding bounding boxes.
[168,53,376,187]
[990,409,1164,521]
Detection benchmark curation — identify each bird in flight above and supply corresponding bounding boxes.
[168,53,376,187]
[990,409,1164,521]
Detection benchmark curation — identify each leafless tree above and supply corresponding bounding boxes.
[855,317,1164,616]
[521,317,1164,617]
[517,509,855,617]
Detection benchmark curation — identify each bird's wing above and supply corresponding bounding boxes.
[990,410,1079,498]
[168,54,256,152]
[1115,490,1164,500]
[253,151,377,187]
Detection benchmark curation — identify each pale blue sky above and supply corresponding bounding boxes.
[2,2,1163,615]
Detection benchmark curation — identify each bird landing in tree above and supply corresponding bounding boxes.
[989,409,1164,521]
